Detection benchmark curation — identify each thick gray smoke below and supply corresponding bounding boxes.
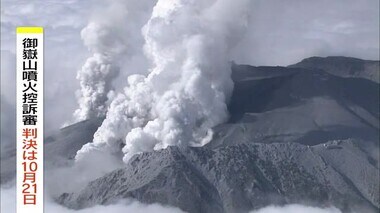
[76,0,252,163]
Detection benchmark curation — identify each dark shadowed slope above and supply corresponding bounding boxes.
[209,62,379,149]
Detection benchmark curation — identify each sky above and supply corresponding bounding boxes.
[232,0,379,65]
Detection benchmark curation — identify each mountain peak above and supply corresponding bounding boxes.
[290,56,379,83]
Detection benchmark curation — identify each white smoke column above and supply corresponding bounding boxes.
[73,52,118,121]
[73,0,155,122]
[73,14,121,121]
[76,0,251,163]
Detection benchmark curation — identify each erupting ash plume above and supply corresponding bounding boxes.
[73,21,121,121]
[73,52,118,121]
[76,0,252,163]
[73,0,155,121]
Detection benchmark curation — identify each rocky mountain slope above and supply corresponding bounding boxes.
[211,60,379,149]
[59,139,379,213]
[1,56,379,212]
[57,56,379,212]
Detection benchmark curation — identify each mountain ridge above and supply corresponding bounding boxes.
[1,56,379,212]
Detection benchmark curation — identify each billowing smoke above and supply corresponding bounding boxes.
[73,17,121,121]
[73,0,155,122]
[73,52,118,121]
[76,0,252,163]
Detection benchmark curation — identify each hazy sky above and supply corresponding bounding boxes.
[232,0,379,65]
[1,0,379,149]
